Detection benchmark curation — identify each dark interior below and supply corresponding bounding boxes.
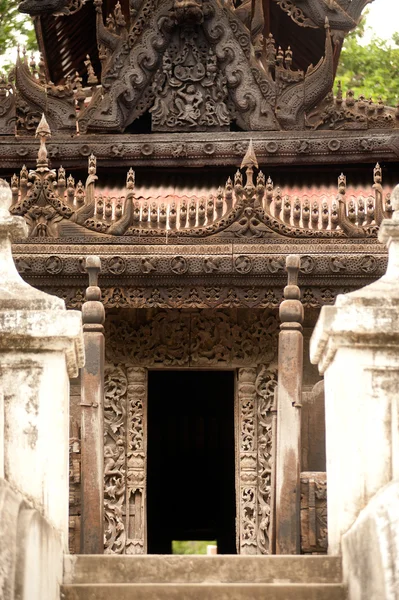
[147,370,236,554]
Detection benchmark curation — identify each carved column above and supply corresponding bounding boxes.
[237,367,258,554]
[125,367,147,554]
[80,256,105,554]
[103,365,148,555]
[275,255,303,554]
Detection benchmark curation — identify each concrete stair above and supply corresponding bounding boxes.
[61,555,347,600]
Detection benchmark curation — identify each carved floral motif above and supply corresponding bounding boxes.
[104,365,127,554]
[105,309,278,367]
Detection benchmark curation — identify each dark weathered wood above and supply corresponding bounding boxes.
[275,255,303,554]
[80,256,105,554]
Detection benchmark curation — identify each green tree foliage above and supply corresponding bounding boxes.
[0,0,37,70]
[172,541,216,555]
[337,14,399,106]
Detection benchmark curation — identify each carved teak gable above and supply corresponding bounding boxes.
[2,0,392,136]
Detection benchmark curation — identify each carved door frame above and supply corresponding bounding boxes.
[103,309,278,556]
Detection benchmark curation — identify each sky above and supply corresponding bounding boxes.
[363,0,399,42]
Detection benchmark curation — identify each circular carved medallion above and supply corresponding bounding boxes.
[360,255,377,273]
[300,255,315,274]
[108,256,126,275]
[328,139,341,152]
[234,255,252,274]
[45,256,63,274]
[171,256,188,274]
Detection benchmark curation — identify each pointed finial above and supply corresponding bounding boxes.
[35,113,51,139]
[241,139,259,170]
[126,168,135,190]
[35,114,51,168]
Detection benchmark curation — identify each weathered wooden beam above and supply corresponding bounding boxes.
[275,254,303,554]
[80,256,105,554]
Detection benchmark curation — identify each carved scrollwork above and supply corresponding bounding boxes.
[104,365,128,554]
[105,309,278,367]
[237,364,277,555]
[125,367,147,554]
[256,367,277,554]
[237,368,258,554]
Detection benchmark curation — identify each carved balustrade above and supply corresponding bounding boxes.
[7,125,394,241]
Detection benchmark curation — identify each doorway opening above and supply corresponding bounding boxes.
[147,370,236,554]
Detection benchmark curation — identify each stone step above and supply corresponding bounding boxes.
[61,582,347,600]
[64,555,342,585]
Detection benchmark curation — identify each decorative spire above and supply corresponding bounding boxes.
[241,139,258,170]
[35,113,51,169]
[241,139,258,189]
[126,168,135,190]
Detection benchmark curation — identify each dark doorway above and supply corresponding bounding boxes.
[147,370,236,554]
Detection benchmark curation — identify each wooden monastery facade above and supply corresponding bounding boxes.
[2,0,396,556]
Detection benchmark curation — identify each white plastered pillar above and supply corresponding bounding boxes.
[310,187,399,556]
[0,177,84,548]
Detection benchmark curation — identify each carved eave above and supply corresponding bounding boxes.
[6,133,394,243]
[11,239,389,312]
[274,0,372,31]
[18,0,87,16]
[15,52,76,134]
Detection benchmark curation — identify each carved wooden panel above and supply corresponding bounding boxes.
[300,471,327,554]
[104,365,128,554]
[125,367,147,555]
[105,309,278,367]
[236,365,277,555]
[103,365,148,555]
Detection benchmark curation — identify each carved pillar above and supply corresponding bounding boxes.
[80,256,105,554]
[237,367,258,554]
[103,365,147,555]
[125,367,147,554]
[275,255,303,554]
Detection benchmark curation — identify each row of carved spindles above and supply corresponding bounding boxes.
[265,188,392,230]
[262,165,392,230]
[10,159,392,233]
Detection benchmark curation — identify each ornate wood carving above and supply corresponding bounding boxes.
[18,0,87,15]
[237,368,258,554]
[103,365,148,555]
[105,309,278,367]
[69,309,280,554]
[237,365,278,555]
[125,367,147,555]
[256,366,278,554]
[104,365,127,554]
[0,130,397,168]
[274,0,371,31]
[8,128,394,241]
